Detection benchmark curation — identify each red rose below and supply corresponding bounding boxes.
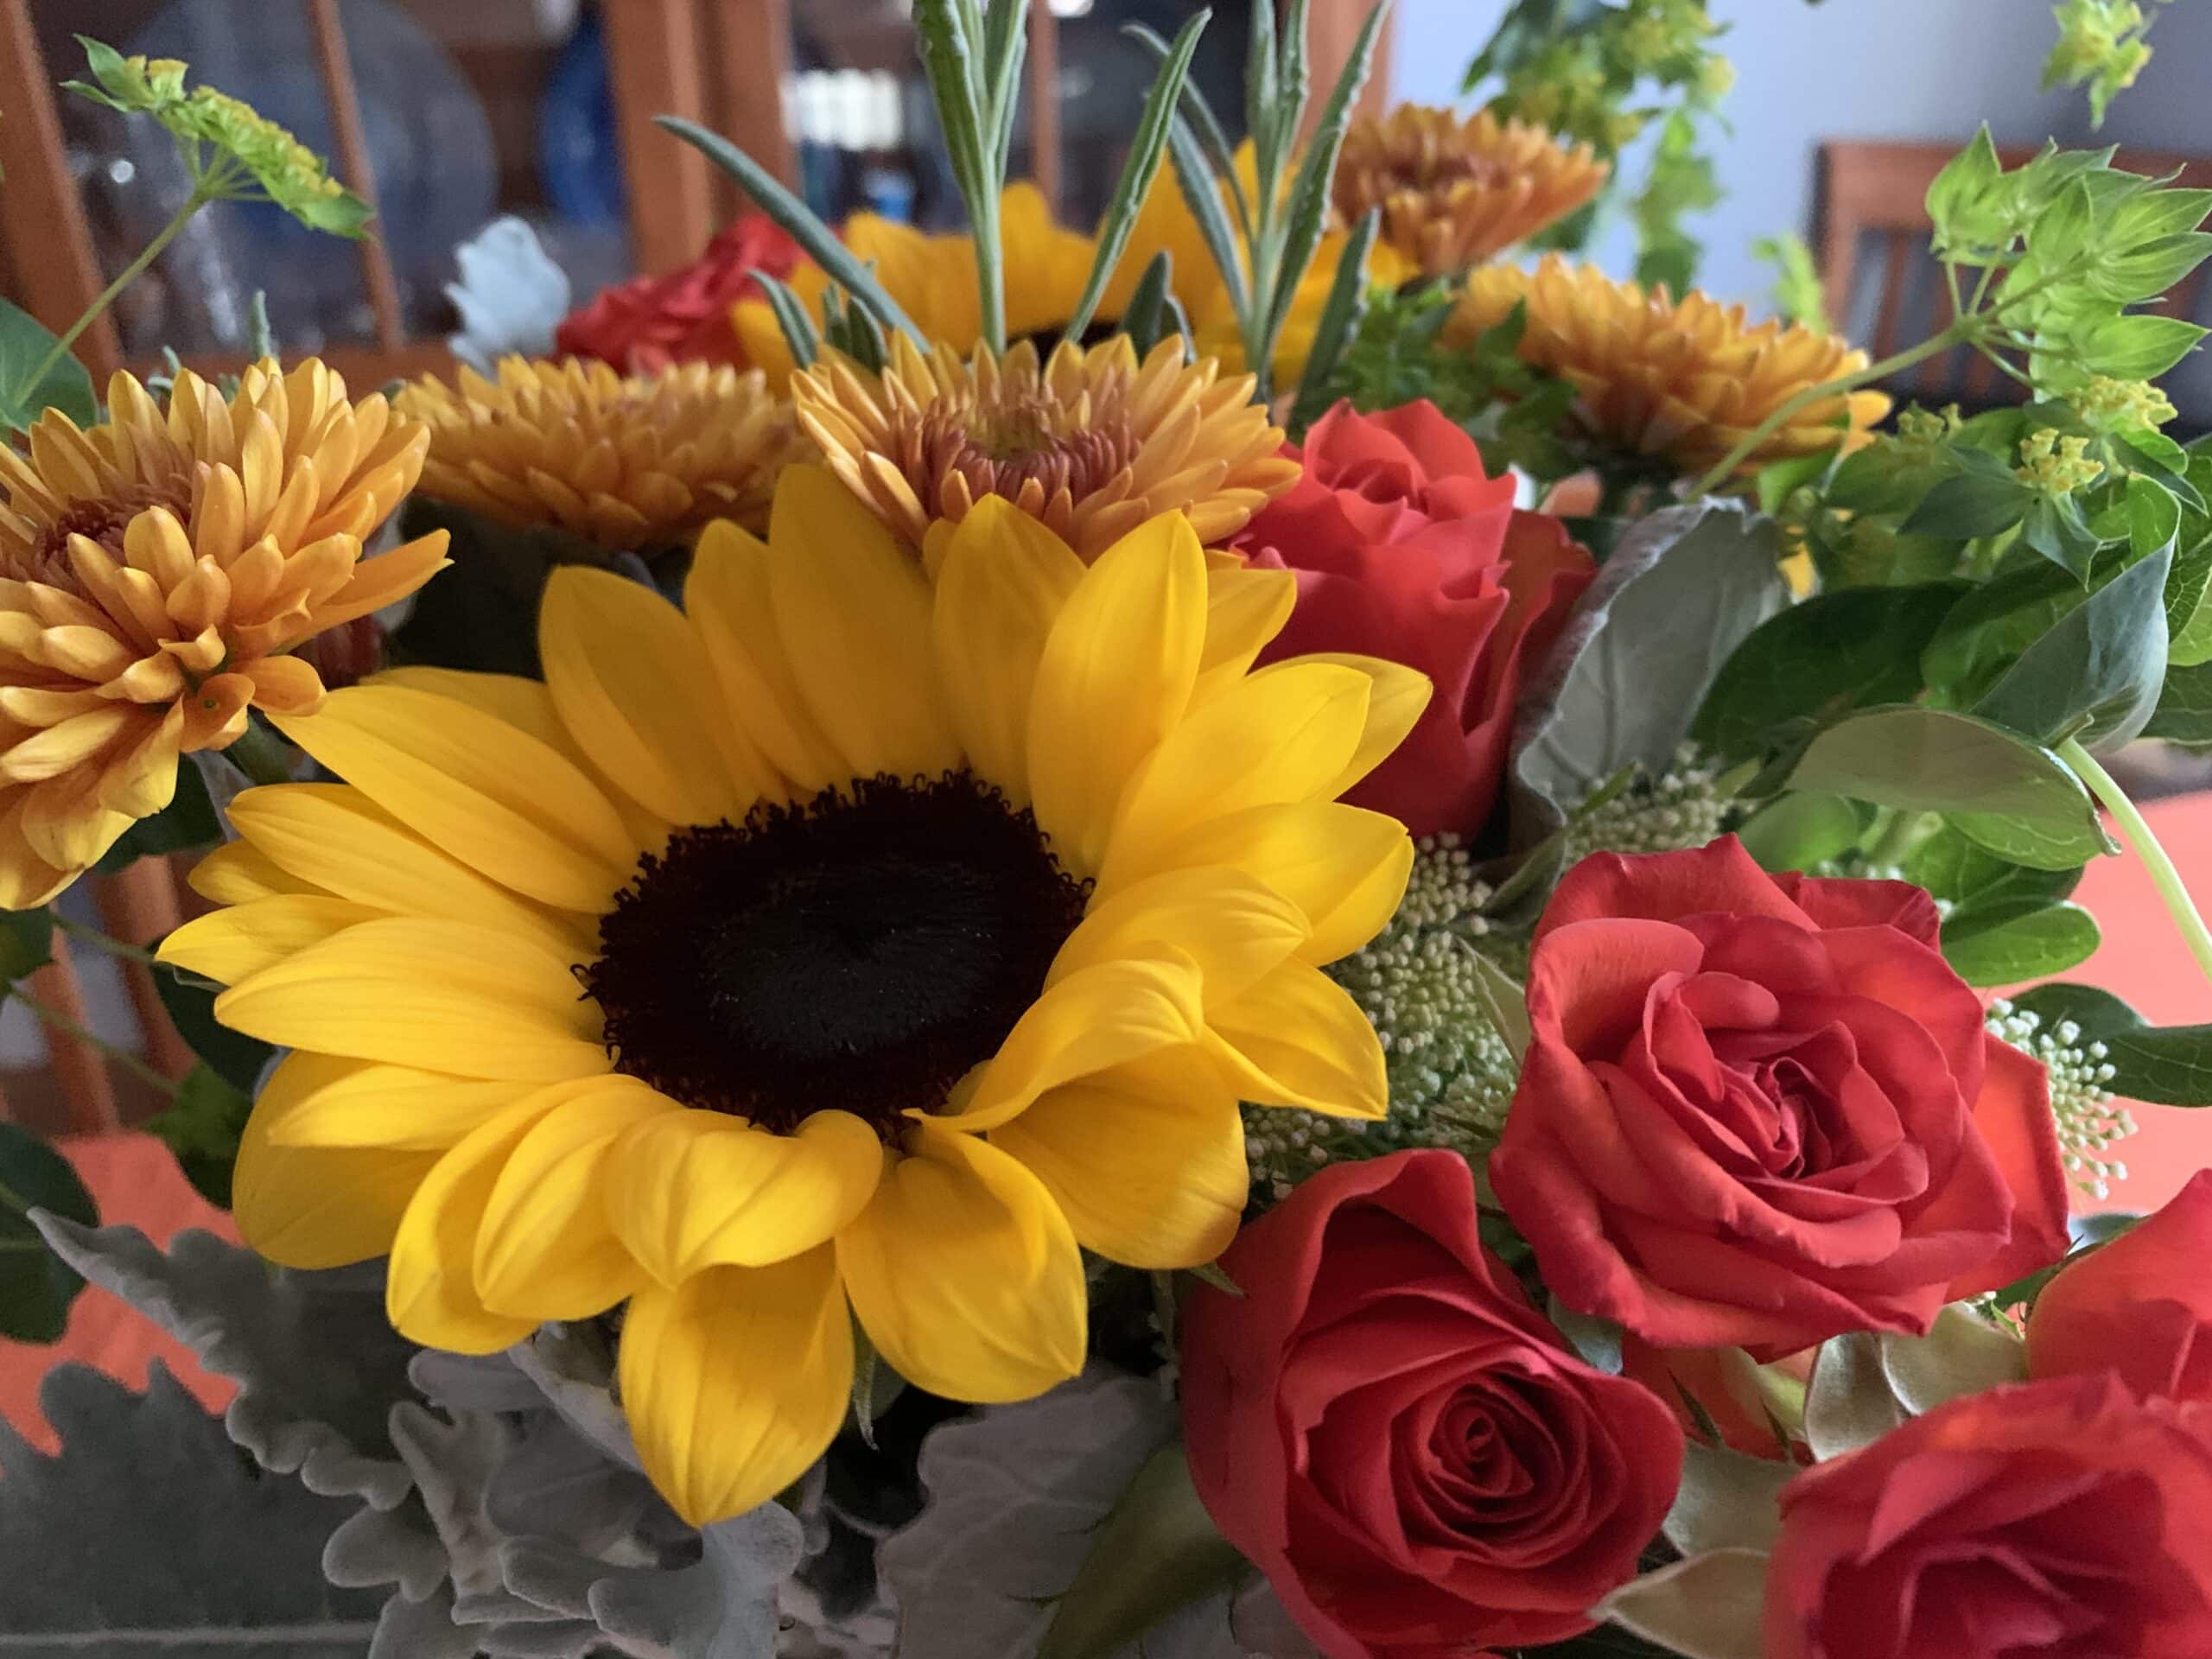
[555,213,804,372]
[1180,1149,1683,1657]
[2030,1167,2212,1400]
[1235,401,1592,840]
[1490,837,2069,1358]
[1765,1376,2212,1657]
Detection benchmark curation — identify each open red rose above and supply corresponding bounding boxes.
[1766,1376,2212,1657]
[1180,1149,1683,1658]
[1490,837,2069,1358]
[2030,1167,2212,1400]
[556,212,803,372]
[1234,400,1592,840]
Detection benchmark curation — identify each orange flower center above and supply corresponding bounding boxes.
[901,392,1141,518]
[22,483,186,587]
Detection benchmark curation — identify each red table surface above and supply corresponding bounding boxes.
[3,799,2209,1450]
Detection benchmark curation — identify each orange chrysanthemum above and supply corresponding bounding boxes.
[397,357,797,550]
[790,334,1300,564]
[1335,106,1607,279]
[0,359,448,906]
[1452,255,1892,475]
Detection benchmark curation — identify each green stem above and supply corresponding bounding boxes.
[53,918,158,968]
[975,187,1007,355]
[1868,808,1929,868]
[2063,737,2212,984]
[22,183,214,398]
[13,987,179,1097]
[222,720,297,789]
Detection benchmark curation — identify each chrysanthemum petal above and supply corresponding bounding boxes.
[159,893,385,984]
[474,1077,673,1320]
[766,467,956,779]
[235,1053,442,1268]
[1048,866,1306,1007]
[620,1245,853,1528]
[386,1096,556,1353]
[1099,662,1373,890]
[837,1124,1085,1402]
[540,567,766,826]
[271,684,634,912]
[257,1051,543,1152]
[930,498,1085,802]
[990,1047,1245,1268]
[957,949,1205,1131]
[1205,960,1389,1119]
[1026,512,1207,872]
[213,917,610,1081]
[606,1109,885,1283]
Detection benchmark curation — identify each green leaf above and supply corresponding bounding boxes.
[1545,1294,1624,1375]
[1899,468,2037,540]
[1116,250,1177,358]
[142,1064,252,1210]
[1926,127,2005,247]
[2005,982,2212,1107]
[153,964,275,1096]
[1942,899,2101,985]
[748,270,819,369]
[1904,823,2081,918]
[0,906,54,989]
[1034,1440,1247,1659]
[2130,475,2182,562]
[0,1122,97,1344]
[1463,943,1530,1065]
[658,117,925,347]
[0,300,97,435]
[2093,232,2212,303]
[1784,707,2113,871]
[2018,492,2106,582]
[1061,9,1209,345]
[1736,791,1868,873]
[2147,659,2212,746]
[1694,582,1967,762]
[1923,560,2089,704]
[1972,543,2170,750]
[1288,207,1379,434]
[2077,313,2207,380]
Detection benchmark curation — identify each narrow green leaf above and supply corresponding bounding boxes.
[1899,468,2038,540]
[748,270,819,369]
[1244,0,1281,198]
[1117,251,1176,357]
[1060,10,1211,346]
[1160,114,1250,323]
[1461,941,1530,1065]
[1288,206,1379,432]
[658,117,925,346]
[982,0,1030,166]
[0,906,54,989]
[1122,23,1254,239]
[0,1122,97,1344]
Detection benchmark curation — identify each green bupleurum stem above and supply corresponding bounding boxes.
[22,181,217,399]
[2063,736,2212,986]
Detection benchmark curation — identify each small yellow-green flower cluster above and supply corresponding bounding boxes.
[2016,427,2106,497]
[1243,837,1523,1202]
[1894,403,1964,452]
[1561,746,1731,868]
[1986,999,2137,1199]
[66,39,370,236]
[2074,374,2178,435]
[2043,0,2164,124]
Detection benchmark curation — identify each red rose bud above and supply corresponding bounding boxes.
[555,212,804,374]
[1235,400,1592,841]
[2030,1167,2212,1401]
[1491,837,2070,1358]
[1766,1376,2212,1657]
[1179,1149,1683,1657]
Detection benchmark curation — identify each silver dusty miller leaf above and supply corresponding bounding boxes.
[445,215,572,374]
[0,1361,382,1655]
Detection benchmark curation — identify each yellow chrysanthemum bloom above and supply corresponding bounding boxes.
[395,358,796,550]
[0,360,448,906]
[733,179,1393,391]
[1334,105,1608,279]
[791,334,1300,566]
[1452,255,1892,476]
[158,468,1424,1528]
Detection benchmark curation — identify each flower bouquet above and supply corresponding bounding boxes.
[4,3,2212,1656]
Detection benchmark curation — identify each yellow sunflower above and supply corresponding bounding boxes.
[159,467,1424,1528]
[0,359,448,906]
[395,357,796,550]
[1452,254,1891,476]
[791,334,1300,565]
[732,178,1392,391]
[1335,105,1607,279]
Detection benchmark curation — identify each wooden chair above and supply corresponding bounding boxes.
[1816,138,2212,409]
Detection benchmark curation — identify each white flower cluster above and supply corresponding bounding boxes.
[1244,836,1522,1202]
[1986,997,2137,1199]
[1560,744,1730,867]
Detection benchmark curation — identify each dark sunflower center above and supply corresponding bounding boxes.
[581,772,1089,1139]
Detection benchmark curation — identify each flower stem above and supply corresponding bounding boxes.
[22,183,214,399]
[12,987,179,1098]
[222,720,297,789]
[2062,737,2212,984]
[54,918,159,968]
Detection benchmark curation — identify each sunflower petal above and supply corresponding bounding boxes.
[619,1246,853,1527]
[990,1047,1246,1269]
[258,1050,543,1151]
[607,1109,884,1283]
[836,1124,1085,1402]
[1269,652,1433,798]
[236,1054,442,1268]
[385,1095,557,1352]
[159,894,384,984]
[1046,865,1306,1007]
[1192,564,1296,702]
[685,523,844,796]
[1205,960,1389,1119]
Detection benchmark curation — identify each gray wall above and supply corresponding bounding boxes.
[1389,0,2212,311]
